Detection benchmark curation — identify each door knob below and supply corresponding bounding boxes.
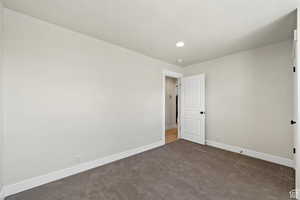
[200,111,205,114]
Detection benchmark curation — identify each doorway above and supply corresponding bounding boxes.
[162,70,183,144]
[162,70,205,145]
[165,76,179,144]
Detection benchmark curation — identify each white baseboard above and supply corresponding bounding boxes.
[206,140,294,168]
[3,140,164,197]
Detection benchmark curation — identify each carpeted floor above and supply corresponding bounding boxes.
[6,140,295,200]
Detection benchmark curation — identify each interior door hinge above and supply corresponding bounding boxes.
[294,148,296,154]
[294,30,297,41]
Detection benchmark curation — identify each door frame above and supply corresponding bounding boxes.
[162,70,183,144]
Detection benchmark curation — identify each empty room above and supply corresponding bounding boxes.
[0,0,300,200]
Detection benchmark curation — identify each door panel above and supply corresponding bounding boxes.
[181,74,205,144]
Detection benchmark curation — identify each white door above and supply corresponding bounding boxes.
[296,12,300,197]
[293,29,298,167]
[181,74,206,144]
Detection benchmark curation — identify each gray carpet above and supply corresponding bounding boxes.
[6,140,295,200]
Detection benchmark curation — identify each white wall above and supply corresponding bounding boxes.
[0,0,3,196]
[3,9,182,185]
[165,77,177,130]
[184,40,294,159]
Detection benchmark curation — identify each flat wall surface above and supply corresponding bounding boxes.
[3,9,182,185]
[184,41,294,159]
[0,0,3,193]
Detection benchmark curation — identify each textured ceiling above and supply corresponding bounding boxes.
[3,0,297,66]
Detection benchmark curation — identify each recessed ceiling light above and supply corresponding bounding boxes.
[177,59,183,63]
[176,41,185,47]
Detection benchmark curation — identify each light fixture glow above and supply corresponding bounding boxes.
[176,41,185,47]
[177,59,183,63]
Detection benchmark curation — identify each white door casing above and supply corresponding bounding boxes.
[181,74,206,144]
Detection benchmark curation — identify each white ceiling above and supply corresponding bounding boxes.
[3,0,297,67]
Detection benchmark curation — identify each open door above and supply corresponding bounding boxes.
[181,74,206,144]
[296,8,300,199]
[294,27,299,194]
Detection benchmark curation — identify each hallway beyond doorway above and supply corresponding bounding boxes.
[165,128,178,144]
